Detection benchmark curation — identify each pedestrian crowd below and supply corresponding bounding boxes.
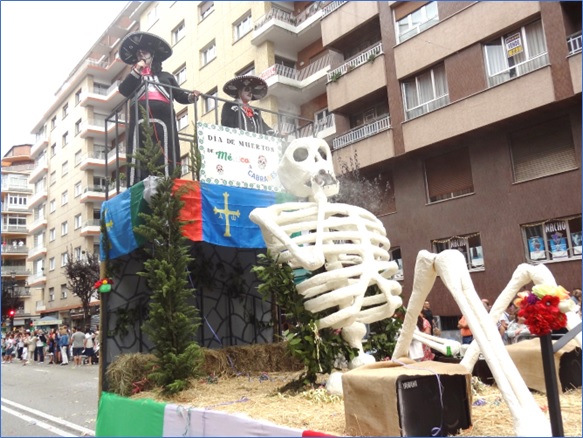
[1,325,99,368]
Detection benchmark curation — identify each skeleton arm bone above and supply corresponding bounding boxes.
[249,206,326,271]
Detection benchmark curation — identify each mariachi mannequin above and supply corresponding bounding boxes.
[118,31,200,185]
[221,75,275,135]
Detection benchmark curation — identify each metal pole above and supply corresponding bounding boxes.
[540,333,564,437]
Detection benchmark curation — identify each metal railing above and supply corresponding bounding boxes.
[83,219,101,228]
[332,115,391,151]
[327,43,383,82]
[1,267,30,276]
[254,2,324,30]
[405,94,450,121]
[260,52,330,83]
[567,31,582,55]
[321,1,346,18]
[487,52,549,87]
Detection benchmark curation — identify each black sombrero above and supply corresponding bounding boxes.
[119,31,172,65]
[223,75,268,101]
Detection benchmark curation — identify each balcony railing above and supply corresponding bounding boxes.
[405,94,450,121]
[1,244,28,254]
[321,1,347,18]
[1,267,30,276]
[568,31,582,55]
[1,179,32,192]
[83,219,101,228]
[487,52,549,87]
[260,53,330,83]
[327,43,383,82]
[1,225,28,233]
[254,2,324,30]
[332,115,391,151]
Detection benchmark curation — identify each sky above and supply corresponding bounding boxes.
[1,1,127,158]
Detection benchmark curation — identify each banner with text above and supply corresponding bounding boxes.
[197,122,284,192]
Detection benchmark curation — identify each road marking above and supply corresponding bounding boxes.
[1,406,77,437]
[1,398,95,436]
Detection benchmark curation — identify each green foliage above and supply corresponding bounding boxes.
[131,126,203,394]
[366,304,406,361]
[329,71,342,82]
[252,252,357,388]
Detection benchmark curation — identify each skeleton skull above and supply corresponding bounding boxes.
[278,138,339,198]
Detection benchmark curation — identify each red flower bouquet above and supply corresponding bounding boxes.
[514,285,570,336]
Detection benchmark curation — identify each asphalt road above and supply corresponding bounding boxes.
[1,360,99,437]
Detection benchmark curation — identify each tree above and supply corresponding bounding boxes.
[63,249,100,328]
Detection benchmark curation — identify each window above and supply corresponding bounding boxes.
[75,88,82,105]
[510,116,577,183]
[176,110,188,130]
[75,150,82,166]
[402,63,449,120]
[424,148,473,203]
[62,131,69,147]
[50,143,57,157]
[181,155,190,176]
[61,221,68,236]
[62,161,69,176]
[201,40,216,66]
[483,20,548,87]
[7,194,27,208]
[49,199,56,213]
[49,287,55,302]
[75,119,82,135]
[62,103,69,119]
[51,116,57,130]
[172,21,186,45]
[234,13,252,42]
[349,102,389,128]
[49,228,56,242]
[48,171,56,186]
[61,252,68,267]
[74,182,82,197]
[389,247,404,280]
[74,214,82,229]
[396,2,439,43]
[74,246,82,261]
[61,284,68,299]
[432,233,484,271]
[204,88,218,113]
[314,108,331,127]
[174,64,187,85]
[236,63,255,77]
[61,190,68,205]
[523,216,582,262]
[199,1,214,20]
[49,257,55,271]
[147,4,158,27]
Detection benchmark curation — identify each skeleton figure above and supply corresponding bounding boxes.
[392,250,581,437]
[250,138,403,367]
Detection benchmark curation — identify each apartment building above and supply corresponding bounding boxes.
[321,1,582,323]
[24,1,582,326]
[1,144,42,329]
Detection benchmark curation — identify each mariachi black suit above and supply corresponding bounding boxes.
[119,69,191,185]
[221,100,274,135]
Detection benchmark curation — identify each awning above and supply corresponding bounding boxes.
[35,316,63,326]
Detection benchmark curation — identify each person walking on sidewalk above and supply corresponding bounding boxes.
[70,327,86,367]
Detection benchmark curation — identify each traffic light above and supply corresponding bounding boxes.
[8,310,15,317]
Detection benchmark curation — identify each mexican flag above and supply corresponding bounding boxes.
[100,177,294,260]
[95,392,332,437]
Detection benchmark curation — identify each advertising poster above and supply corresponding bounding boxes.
[545,221,568,259]
[197,122,284,192]
[505,32,523,57]
[470,246,484,268]
[528,236,546,260]
[571,232,582,255]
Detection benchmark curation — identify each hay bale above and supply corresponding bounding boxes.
[106,353,158,397]
[201,342,303,376]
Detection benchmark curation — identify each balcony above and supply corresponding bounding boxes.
[1,267,30,277]
[567,31,582,55]
[278,114,337,142]
[80,80,124,111]
[332,115,390,151]
[81,219,101,237]
[106,145,127,168]
[30,136,48,159]
[27,244,47,261]
[79,151,107,171]
[80,186,107,203]
[326,44,386,112]
[259,52,330,106]
[402,66,556,152]
[28,156,49,184]
[321,1,378,47]
[28,188,48,209]
[27,271,47,287]
[79,118,108,139]
[1,224,28,234]
[252,3,325,54]
[1,179,33,193]
[28,216,48,234]
[568,32,582,94]
[36,300,46,312]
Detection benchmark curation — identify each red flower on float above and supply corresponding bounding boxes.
[514,285,569,336]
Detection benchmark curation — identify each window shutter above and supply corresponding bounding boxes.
[393,1,429,22]
[511,117,577,183]
[425,148,473,202]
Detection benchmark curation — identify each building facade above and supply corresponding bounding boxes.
[23,1,582,327]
